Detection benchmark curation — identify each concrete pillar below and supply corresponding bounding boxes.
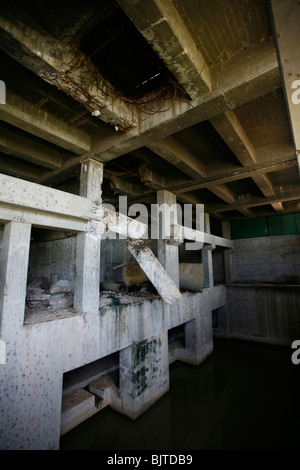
[79,158,103,202]
[202,213,214,288]
[222,220,233,284]
[184,302,213,364]
[114,332,169,419]
[157,190,179,288]
[0,221,31,337]
[74,159,103,314]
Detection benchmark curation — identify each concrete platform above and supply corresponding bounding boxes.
[60,389,99,436]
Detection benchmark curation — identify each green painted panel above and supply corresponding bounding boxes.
[243,219,256,238]
[268,216,282,236]
[231,221,243,239]
[282,214,297,234]
[254,218,268,237]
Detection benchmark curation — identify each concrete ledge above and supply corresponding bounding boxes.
[60,389,98,436]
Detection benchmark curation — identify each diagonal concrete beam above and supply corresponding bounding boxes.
[118,0,211,99]
[0,13,137,131]
[127,240,182,304]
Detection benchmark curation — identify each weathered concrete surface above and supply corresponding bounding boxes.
[231,235,300,283]
[113,332,170,420]
[218,234,300,345]
[60,389,98,436]
[0,284,223,449]
[271,0,300,162]
[226,284,300,346]
[0,221,31,334]
[128,239,182,304]
[157,190,180,289]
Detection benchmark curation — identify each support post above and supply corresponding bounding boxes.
[202,214,214,288]
[222,221,233,284]
[0,221,31,336]
[157,190,180,288]
[74,159,103,314]
[113,332,169,419]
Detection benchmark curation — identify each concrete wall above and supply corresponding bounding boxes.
[231,234,300,283]
[0,285,223,449]
[214,234,300,345]
[1,225,223,450]
[28,237,76,287]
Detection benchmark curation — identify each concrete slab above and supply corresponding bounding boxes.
[60,389,98,436]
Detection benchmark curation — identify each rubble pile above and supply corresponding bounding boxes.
[26,277,73,309]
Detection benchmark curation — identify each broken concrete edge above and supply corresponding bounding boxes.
[127,239,182,304]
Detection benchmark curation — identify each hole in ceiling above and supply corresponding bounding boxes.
[80,1,180,99]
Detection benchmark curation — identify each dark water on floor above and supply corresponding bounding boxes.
[60,338,300,450]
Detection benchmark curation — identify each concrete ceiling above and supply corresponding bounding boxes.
[0,0,299,224]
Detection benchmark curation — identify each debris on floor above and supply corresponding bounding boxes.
[26,278,74,310]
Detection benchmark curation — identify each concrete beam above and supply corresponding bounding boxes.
[0,153,44,181]
[38,37,280,183]
[92,38,280,160]
[174,156,297,193]
[0,205,86,232]
[0,173,148,239]
[139,163,188,191]
[252,173,284,213]
[127,240,181,304]
[147,137,253,217]
[206,186,300,213]
[0,91,91,154]
[210,110,257,168]
[271,0,300,172]
[0,14,136,131]
[0,126,62,169]
[209,109,293,214]
[118,0,211,99]
[108,175,151,196]
[0,172,101,222]
[148,137,206,179]
[178,225,233,249]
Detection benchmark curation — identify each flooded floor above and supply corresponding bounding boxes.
[60,338,300,450]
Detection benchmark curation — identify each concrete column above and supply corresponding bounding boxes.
[0,221,31,337]
[202,213,214,288]
[222,220,233,283]
[74,159,103,314]
[184,302,213,364]
[157,190,179,288]
[114,332,169,419]
[79,158,103,202]
[74,230,101,314]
